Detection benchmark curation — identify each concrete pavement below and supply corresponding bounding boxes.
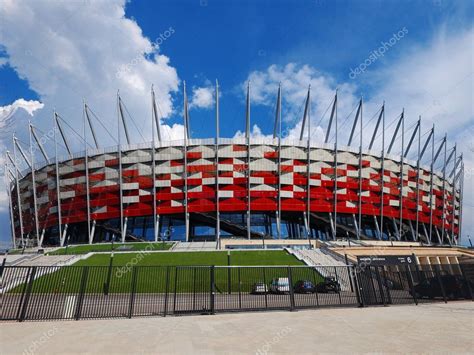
[1,302,473,354]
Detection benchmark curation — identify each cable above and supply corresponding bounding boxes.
[86,106,118,143]
[121,99,146,142]
[56,113,95,149]
[329,100,358,142]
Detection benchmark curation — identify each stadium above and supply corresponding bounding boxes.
[4,85,464,248]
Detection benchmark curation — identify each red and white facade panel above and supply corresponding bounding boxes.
[11,138,460,243]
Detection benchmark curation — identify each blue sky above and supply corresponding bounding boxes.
[0,0,473,247]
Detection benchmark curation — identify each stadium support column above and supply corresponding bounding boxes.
[274,83,282,239]
[357,101,363,240]
[449,147,456,245]
[419,125,433,244]
[387,111,403,240]
[117,92,125,243]
[305,85,311,240]
[83,102,92,244]
[333,92,338,240]
[323,92,338,240]
[348,98,362,240]
[30,124,50,246]
[53,116,63,246]
[430,134,445,244]
[458,163,464,245]
[8,148,24,247]
[414,117,421,241]
[403,119,420,241]
[398,111,405,241]
[450,154,460,244]
[368,106,383,239]
[440,141,449,245]
[215,80,221,247]
[246,82,251,240]
[183,82,189,242]
[428,126,436,244]
[4,160,16,248]
[380,103,385,240]
[28,122,40,246]
[151,85,159,242]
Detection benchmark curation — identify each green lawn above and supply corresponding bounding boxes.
[47,242,173,255]
[74,250,303,266]
[10,251,321,294]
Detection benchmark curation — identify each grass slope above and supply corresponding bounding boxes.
[10,251,317,294]
[47,242,173,255]
[74,250,303,266]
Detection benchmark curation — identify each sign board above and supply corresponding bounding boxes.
[357,255,415,266]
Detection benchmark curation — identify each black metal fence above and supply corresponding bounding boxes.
[0,264,472,321]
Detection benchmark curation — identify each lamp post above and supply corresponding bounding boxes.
[227,250,231,295]
[0,249,8,279]
[65,234,71,255]
[104,234,115,295]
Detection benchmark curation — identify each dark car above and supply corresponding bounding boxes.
[411,275,470,300]
[294,280,316,294]
[316,276,341,293]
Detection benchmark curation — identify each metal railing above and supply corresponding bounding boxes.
[0,264,472,322]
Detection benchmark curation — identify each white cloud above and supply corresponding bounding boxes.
[0,99,43,123]
[0,154,8,213]
[234,124,272,139]
[189,86,214,109]
[243,63,358,141]
[0,0,185,241]
[0,99,43,213]
[242,27,474,245]
[0,0,182,151]
[0,57,8,67]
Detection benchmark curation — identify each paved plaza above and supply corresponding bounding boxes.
[1,301,473,354]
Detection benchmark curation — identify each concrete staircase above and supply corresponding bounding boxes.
[288,248,351,291]
[172,241,218,252]
[14,255,79,267]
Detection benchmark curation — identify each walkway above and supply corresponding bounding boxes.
[1,302,472,354]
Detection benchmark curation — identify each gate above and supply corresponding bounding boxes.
[172,266,212,314]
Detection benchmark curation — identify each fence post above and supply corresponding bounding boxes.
[405,264,418,305]
[434,264,447,303]
[312,267,320,307]
[75,267,89,320]
[381,267,392,304]
[19,266,36,322]
[0,256,6,278]
[374,267,386,306]
[412,253,421,281]
[163,266,170,317]
[347,264,354,292]
[353,265,364,307]
[334,266,342,305]
[287,267,295,311]
[192,267,196,311]
[128,267,138,318]
[210,266,215,314]
[262,267,268,309]
[15,268,32,320]
[459,264,473,301]
[238,267,242,310]
[173,266,178,314]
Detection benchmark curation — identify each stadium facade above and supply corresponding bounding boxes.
[4,84,464,247]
